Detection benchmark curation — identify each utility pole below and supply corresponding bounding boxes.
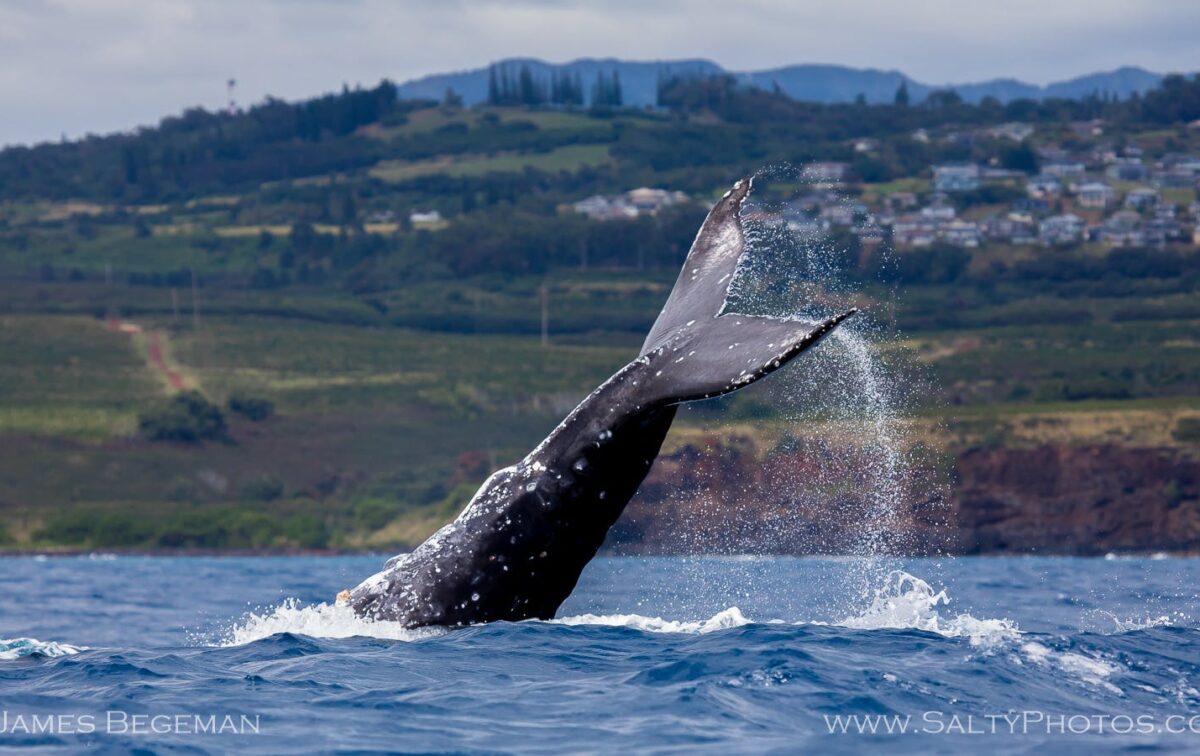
[539,285,549,347]
[190,268,200,329]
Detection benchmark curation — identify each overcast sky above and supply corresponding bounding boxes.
[2,0,1197,147]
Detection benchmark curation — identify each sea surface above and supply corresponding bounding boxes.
[3,555,1200,753]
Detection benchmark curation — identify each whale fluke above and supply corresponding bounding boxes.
[637,176,853,406]
[346,177,855,628]
[641,178,753,356]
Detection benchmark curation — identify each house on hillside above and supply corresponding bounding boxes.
[941,219,981,248]
[986,122,1035,142]
[933,164,981,192]
[1077,182,1116,209]
[1069,119,1105,137]
[1012,198,1052,216]
[1106,157,1147,181]
[1026,174,1062,199]
[853,224,886,249]
[983,214,1037,245]
[802,162,850,185]
[1153,155,1200,187]
[785,218,831,240]
[1038,214,1083,246]
[572,188,686,221]
[1041,162,1086,181]
[1144,217,1185,245]
[884,192,918,212]
[625,188,687,214]
[919,195,956,220]
[1100,211,1145,246]
[572,195,637,221]
[1124,187,1160,210]
[409,210,443,225]
[820,201,869,227]
[890,215,938,248]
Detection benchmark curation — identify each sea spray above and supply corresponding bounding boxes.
[669,164,946,616]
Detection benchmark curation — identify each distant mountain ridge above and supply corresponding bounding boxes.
[396,58,1170,107]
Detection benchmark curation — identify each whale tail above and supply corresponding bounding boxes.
[638,178,854,407]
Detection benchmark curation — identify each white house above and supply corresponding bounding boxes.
[933,164,981,192]
[1124,187,1160,210]
[1041,162,1087,181]
[409,210,443,225]
[1077,182,1116,209]
[1038,214,1083,246]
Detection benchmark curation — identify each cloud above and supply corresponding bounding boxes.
[1,0,1197,146]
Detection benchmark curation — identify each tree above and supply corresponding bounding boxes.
[925,89,963,108]
[894,81,910,107]
[138,391,227,443]
[1001,143,1039,174]
[517,65,545,106]
[487,65,500,104]
[591,71,623,108]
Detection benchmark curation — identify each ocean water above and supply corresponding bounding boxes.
[2,555,1200,752]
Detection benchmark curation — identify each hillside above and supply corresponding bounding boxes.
[1,72,1199,554]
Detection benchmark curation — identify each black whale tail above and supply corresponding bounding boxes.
[637,177,855,407]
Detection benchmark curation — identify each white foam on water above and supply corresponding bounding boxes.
[218,599,442,646]
[0,637,85,660]
[1088,609,1178,634]
[553,607,751,634]
[832,571,1019,648]
[1020,640,1123,695]
[559,571,1019,645]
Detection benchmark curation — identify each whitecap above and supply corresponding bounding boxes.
[218,599,442,646]
[552,607,751,634]
[1021,641,1123,695]
[0,637,85,660]
[833,571,1020,648]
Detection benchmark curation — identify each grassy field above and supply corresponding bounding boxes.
[1,279,1197,552]
[369,144,613,182]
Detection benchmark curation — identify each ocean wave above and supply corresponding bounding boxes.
[1019,641,1123,694]
[218,599,442,646]
[833,570,1020,647]
[220,570,1021,645]
[0,637,85,660]
[553,607,752,634]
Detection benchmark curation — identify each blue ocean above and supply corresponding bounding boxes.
[3,555,1200,752]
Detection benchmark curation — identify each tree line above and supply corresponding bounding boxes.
[486,63,622,108]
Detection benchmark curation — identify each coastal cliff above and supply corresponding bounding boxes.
[611,438,1200,556]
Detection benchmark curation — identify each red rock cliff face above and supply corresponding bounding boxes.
[953,445,1200,555]
[609,440,1200,555]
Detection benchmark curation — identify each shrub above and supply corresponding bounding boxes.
[138,391,226,442]
[283,514,329,549]
[228,393,275,422]
[35,510,156,547]
[1174,418,1200,444]
[241,474,284,502]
